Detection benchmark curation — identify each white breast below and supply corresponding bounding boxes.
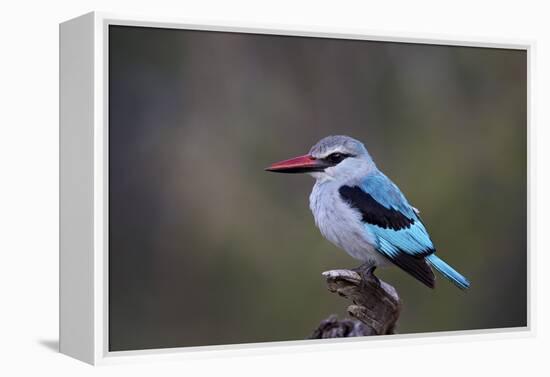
[309,181,386,265]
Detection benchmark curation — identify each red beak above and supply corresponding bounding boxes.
[265,154,329,174]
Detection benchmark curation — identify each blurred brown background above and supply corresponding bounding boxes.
[108,25,527,351]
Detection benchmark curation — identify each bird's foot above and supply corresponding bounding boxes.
[352,262,381,290]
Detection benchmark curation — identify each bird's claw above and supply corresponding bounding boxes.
[352,262,381,290]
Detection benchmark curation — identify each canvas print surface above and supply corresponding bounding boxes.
[108,25,527,351]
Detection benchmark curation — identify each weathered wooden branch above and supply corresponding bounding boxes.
[309,269,402,338]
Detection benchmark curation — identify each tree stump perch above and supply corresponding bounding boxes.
[310,269,402,338]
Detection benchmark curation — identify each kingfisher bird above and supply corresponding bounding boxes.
[265,135,470,290]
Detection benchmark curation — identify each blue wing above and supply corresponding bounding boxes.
[339,172,436,287]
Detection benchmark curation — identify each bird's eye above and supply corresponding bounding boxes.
[326,152,349,164]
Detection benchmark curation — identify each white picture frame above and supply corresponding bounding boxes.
[59,11,533,365]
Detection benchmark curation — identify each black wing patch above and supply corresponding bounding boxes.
[389,249,436,288]
[339,185,415,230]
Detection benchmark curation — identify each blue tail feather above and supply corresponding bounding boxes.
[426,254,470,290]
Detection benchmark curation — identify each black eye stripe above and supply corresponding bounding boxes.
[324,152,353,164]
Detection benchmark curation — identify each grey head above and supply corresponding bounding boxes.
[309,135,369,160]
[266,135,376,182]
